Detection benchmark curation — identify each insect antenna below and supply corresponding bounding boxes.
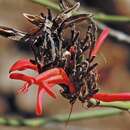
[23,13,45,27]
[58,14,89,34]
[0,26,26,41]
[59,0,66,11]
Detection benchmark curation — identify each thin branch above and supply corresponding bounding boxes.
[95,14,130,23]
[32,0,60,11]
[90,98,130,111]
[0,109,122,127]
[32,0,130,23]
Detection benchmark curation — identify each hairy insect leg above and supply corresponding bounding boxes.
[58,14,92,34]
[30,43,42,73]
[48,34,56,61]
[0,26,26,41]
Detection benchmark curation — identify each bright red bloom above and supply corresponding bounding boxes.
[9,63,76,115]
[9,73,35,94]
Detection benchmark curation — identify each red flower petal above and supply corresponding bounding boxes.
[36,83,56,116]
[36,68,75,94]
[45,70,76,93]
[46,75,63,84]
[36,86,45,116]
[16,82,30,95]
[93,93,130,102]
[36,68,62,81]
[39,82,56,99]
[10,68,76,116]
[9,73,35,84]
[91,27,110,57]
[9,59,38,73]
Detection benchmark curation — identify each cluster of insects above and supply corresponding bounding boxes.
[0,0,109,115]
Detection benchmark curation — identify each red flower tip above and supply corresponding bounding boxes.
[35,84,57,116]
[36,87,45,116]
[91,27,110,57]
[9,67,76,115]
[9,59,38,73]
[16,82,30,95]
[93,92,130,102]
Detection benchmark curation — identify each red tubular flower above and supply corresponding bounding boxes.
[9,73,36,94]
[36,86,45,116]
[35,68,62,81]
[39,82,56,99]
[9,59,38,73]
[36,83,56,116]
[34,68,76,115]
[9,72,57,98]
[91,27,110,57]
[9,67,76,115]
[93,93,130,102]
[16,82,31,94]
[9,72,57,115]
[35,68,76,93]
[9,73,35,84]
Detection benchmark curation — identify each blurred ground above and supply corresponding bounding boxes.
[0,0,130,130]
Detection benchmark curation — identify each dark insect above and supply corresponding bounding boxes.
[0,0,100,113]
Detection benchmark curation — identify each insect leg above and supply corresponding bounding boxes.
[0,26,26,41]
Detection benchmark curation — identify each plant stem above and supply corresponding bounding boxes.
[0,109,122,127]
[90,98,130,111]
[32,0,60,11]
[32,0,130,22]
[53,108,122,122]
[95,14,130,22]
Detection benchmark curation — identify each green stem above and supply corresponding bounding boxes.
[90,98,130,111]
[0,109,122,127]
[53,108,122,122]
[32,0,130,22]
[95,14,130,22]
[32,0,60,11]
